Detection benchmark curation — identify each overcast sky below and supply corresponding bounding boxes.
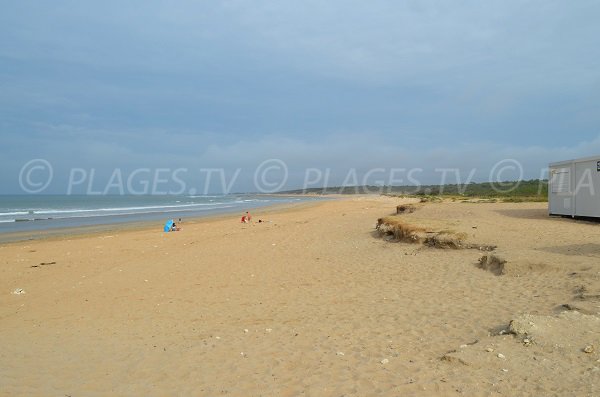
[1,1,599,193]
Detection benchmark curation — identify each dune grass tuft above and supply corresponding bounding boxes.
[376,217,426,243]
[424,231,468,249]
[396,204,417,214]
[376,218,478,250]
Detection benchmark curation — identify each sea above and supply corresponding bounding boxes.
[0,194,319,235]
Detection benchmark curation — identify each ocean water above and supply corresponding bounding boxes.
[0,194,316,234]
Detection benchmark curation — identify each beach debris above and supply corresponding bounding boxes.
[12,288,26,295]
[474,245,497,251]
[584,345,595,354]
[31,261,56,268]
[336,352,345,356]
[508,315,537,336]
[440,352,469,366]
[485,347,494,353]
[559,303,597,315]
[240,352,247,357]
[477,255,507,276]
[497,353,506,359]
[380,358,389,365]
[461,339,479,348]
[523,338,532,346]
[502,369,509,373]
[215,336,221,340]
[265,328,273,333]
[480,256,551,277]
[244,329,249,333]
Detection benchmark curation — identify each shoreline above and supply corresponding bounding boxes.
[0,199,327,245]
[0,194,326,240]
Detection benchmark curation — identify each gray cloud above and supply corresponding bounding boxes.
[1,1,599,193]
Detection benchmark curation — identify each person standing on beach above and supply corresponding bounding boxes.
[245,211,252,223]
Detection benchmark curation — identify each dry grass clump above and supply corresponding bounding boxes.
[419,195,443,203]
[396,204,417,214]
[376,218,468,249]
[424,231,468,249]
[376,217,495,251]
[376,217,426,243]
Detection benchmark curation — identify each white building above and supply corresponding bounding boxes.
[549,156,600,217]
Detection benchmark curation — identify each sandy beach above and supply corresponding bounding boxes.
[1,196,599,396]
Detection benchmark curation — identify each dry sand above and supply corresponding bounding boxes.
[1,196,599,396]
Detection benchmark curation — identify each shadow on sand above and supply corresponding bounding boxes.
[494,208,549,220]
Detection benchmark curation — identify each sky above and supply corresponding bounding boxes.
[1,0,599,193]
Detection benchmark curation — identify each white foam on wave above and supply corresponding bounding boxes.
[32,202,229,215]
[19,204,238,220]
[0,211,29,216]
[0,194,293,228]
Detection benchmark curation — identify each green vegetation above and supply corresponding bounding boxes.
[278,179,548,202]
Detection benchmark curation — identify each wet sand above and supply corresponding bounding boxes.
[1,196,599,396]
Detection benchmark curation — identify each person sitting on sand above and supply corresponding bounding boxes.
[241,215,247,223]
[245,211,252,223]
[171,222,181,231]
